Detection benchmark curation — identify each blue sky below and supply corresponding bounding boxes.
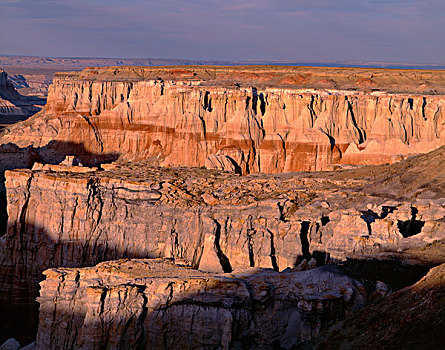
[0,0,444,63]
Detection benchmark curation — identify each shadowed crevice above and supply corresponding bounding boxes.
[300,221,311,260]
[269,229,279,271]
[0,190,7,236]
[225,156,242,175]
[259,93,266,116]
[397,207,425,238]
[213,219,232,273]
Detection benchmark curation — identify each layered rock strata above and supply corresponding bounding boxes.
[4,162,444,280]
[36,258,371,349]
[0,70,45,126]
[1,66,444,173]
[2,158,444,329]
[4,67,55,98]
[1,145,445,343]
[1,65,444,348]
[309,262,445,350]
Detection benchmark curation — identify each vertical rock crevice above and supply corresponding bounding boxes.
[346,98,365,144]
[397,207,425,238]
[18,172,34,247]
[0,190,7,236]
[80,115,104,153]
[268,229,279,271]
[213,219,232,273]
[247,218,256,267]
[299,221,311,260]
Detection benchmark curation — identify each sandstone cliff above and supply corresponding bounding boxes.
[2,148,445,343]
[308,261,445,350]
[4,161,443,280]
[36,258,371,349]
[1,66,444,173]
[0,70,45,126]
[0,63,444,346]
[0,142,443,346]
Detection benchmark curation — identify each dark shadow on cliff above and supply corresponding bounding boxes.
[0,219,438,346]
[397,207,425,238]
[341,258,432,291]
[30,251,442,350]
[0,141,119,342]
[0,71,46,129]
[0,140,120,237]
[0,223,158,345]
[360,206,398,236]
[36,140,119,167]
[0,140,120,181]
[34,263,369,350]
[299,263,445,350]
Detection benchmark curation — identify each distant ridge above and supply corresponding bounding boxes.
[1,55,444,70]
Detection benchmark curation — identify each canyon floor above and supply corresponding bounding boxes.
[0,63,443,349]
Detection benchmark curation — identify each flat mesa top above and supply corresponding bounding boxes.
[54,65,445,95]
[10,145,445,206]
[44,259,216,281]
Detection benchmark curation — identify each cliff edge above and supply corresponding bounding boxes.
[1,65,444,173]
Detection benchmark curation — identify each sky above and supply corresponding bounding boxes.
[0,0,444,63]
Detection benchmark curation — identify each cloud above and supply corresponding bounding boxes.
[276,11,308,17]
[0,0,444,63]
[220,0,271,12]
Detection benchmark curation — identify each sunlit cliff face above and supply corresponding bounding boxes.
[1,66,444,174]
[0,65,444,349]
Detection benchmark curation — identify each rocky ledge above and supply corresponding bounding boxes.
[4,154,444,279]
[1,66,444,174]
[0,64,443,349]
[0,70,45,126]
[36,258,375,350]
[2,147,445,344]
[306,261,445,350]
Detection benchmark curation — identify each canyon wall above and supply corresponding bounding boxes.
[0,70,45,120]
[1,159,442,346]
[2,162,443,322]
[36,259,371,350]
[1,66,444,347]
[1,66,444,174]
[4,165,444,277]
[0,149,444,345]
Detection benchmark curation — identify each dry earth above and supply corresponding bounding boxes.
[0,64,443,349]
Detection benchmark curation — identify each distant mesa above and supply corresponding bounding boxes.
[0,65,443,174]
[0,61,444,349]
[0,69,45,128]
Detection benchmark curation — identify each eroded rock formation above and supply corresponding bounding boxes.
[0,70,45,127]
[2,145,445,344]
[1,66,444,173]
[36,258,371,349]
[4,161,443,281]
[308,261,445,350]
[0,65,444,348]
